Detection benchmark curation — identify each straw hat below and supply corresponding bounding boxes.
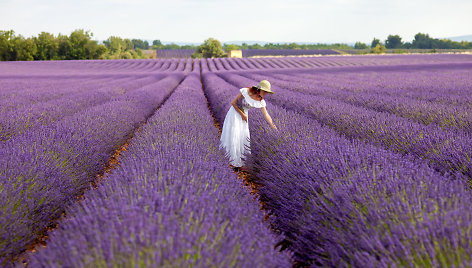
[254,80,274,94]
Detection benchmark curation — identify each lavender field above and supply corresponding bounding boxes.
[155,49,340,58]
[1,54,472,267]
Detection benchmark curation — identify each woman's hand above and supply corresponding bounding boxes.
[261,107,277,131]
[241,113,248,122]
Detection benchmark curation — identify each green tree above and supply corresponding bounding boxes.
[286,42,298,49]
[33,32,58,60]
[67,29,91,59]
[354,41,368,49]
[180,44,198,49]
[412,33,433,49]
[223,43,240,52]
[56,33,71,60]
[0,30,37,61]
[71,29,106,59]
[0,30,15,61]
[162,43,180,49]
[192,38,226,58]
[152,40,162,49]
[132,39,149,50]
[12,35,36,60]
[385,34,403,49]
[403,42,413,49]
[371,38,381,48]
[124,38,134,50]
[103,36,145,59]
[103,36,124,54]
[84,39,107,59]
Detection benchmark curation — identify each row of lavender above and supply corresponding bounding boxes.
[25,71,292,267]
[202,54,472,73]
[239,63,472,134]
[0,59,196,76]
[254,64,472,108]
[0,72,185,264]
[219,68,472,181]
[201,66,472,266]
[1,75,168,141]
[2,54,470,76]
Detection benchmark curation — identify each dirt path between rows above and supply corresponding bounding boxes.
[198,66,281,226]
[198,64,299,266]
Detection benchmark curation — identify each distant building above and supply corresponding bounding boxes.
[228,50,242,58]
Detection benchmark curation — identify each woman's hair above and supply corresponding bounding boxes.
[249,86,264,100]
[250,86,261,94]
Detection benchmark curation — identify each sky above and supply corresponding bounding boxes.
[1,0,471,44]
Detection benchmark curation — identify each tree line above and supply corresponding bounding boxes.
[2,29,471,61]
[189,38,353,58]
[159,33,472,52]
[221,42,352,51]
[154,42,352,51]
[0,29,156,61]
[354,33,472,50]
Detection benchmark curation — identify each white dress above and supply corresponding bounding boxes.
[219,87,267,167]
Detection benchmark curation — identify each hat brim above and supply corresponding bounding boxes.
[254,85,274,94]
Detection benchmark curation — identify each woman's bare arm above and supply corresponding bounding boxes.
[261,107,277,130]
[231,92,248,122]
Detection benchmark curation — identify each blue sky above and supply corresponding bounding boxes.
[1,0,471,44]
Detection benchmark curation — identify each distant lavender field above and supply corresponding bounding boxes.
[156,49,196,58]
[242,49,339,57]
[1,53,472,267]
[155,48,339,58]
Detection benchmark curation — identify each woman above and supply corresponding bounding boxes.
[219,80,278,171]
